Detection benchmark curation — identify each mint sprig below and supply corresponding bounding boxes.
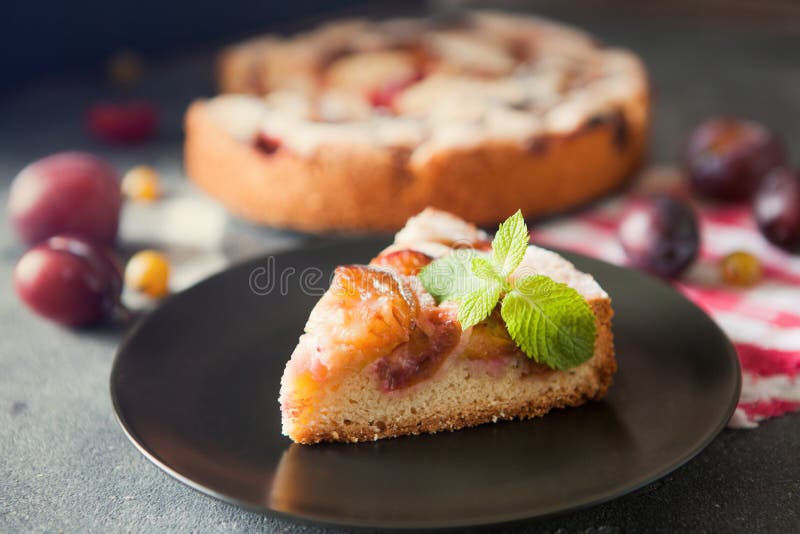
[501,275,596,371]
[457,257,507,328]
[491,209,529,277]
[417,248,480,303]
[417,210,596,370]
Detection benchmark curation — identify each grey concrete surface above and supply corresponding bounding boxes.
[1,7,799,532]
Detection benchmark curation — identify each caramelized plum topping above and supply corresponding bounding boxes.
[368,70,425,111]
[472,238,493,251]
[370,249,433,276]
[460,310,518,360]
[462,311,552,375]
[376,308,461,391]
[256,132,281,155]
[308,265,418,367]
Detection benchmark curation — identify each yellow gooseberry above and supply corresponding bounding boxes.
[122,165,162,202]
[107,49,144,88]
[720,251,762,287]
[125,250,170,298]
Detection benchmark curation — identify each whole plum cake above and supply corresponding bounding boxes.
[185,11,650,233]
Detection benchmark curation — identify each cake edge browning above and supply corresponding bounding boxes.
[285,298,615,444]
[183,98,648,233]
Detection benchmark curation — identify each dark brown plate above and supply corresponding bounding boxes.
[110,238,740,530]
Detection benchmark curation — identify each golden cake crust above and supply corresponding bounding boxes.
[184,99,647,233]
[185,11,650,234]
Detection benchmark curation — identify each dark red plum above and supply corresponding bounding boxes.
[619,195,701,278]
[14,235,123,327]
[685,118,786,201]
[8,152,121,245]
[754,168,800,253]
[85,101,158,144]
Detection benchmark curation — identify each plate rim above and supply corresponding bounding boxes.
[110,239,742,531]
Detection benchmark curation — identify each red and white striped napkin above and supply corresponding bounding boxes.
[533,166,800,428]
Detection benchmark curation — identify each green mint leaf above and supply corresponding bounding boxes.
[471,256,505,286]
[418,249,479,303]
[500,275,596,370]
[457,276,504,330]
[491,210,529,277]
[419,251,504,328]
[455,256,508,329]
[417,210,594,371]
[418,251,504,328]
